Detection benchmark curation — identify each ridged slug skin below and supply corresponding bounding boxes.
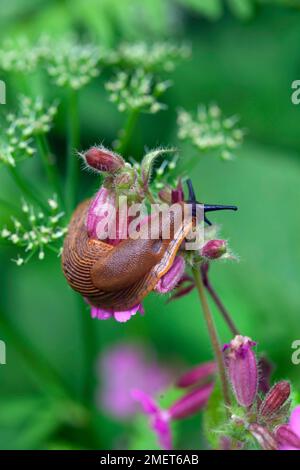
[62,199,193,310]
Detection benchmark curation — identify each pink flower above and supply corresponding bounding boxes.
[132,381,214,450]
[96,343,172,420]
[155,256,185,294]
[91,303,144,323]
[276,406,300,450]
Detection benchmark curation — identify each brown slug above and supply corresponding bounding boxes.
[62,199,194,311]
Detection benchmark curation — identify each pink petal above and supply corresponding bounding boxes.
[155,256,185,294]
[132,389,172,450]
[176,361,217,388]
[91,306,113,320]
[153,413,172,450]
[289,406,300,437]
[113,304,142,323]
[86,187,116,240]
[131,389,158,414]
[169,382,214,420]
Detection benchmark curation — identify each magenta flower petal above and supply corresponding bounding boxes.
[86,187,115,239]
[276,424,300,450]
[169,382,214,420]
[114,304,143,323]
[131,389,159,414]
[155,256,185,293]
[132,389,172,450]
[176,361,216,388]
[153,413,172,450]
[289,405,300,436]
[90,304,144,323]
[97,343,171,419]
[91,306,113,320]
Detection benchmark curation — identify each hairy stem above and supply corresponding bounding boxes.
[116,109,139,155]
[201,264,239,336]
[192,267,231,407]
[65,89,80,215]
[36,134,63,204]
[8,166,48,212]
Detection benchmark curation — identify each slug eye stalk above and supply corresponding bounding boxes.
[186,178,238,225]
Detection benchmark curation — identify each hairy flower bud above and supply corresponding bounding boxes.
[83,146,124,173]
[258,381,291,418]
[201,239,227,260]
[223,335,258,407]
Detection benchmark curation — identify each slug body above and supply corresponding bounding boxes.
[62,199,193,310]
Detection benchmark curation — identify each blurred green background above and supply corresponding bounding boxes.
[1,0,300,450]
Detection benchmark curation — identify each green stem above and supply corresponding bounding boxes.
[201,264,239,336]
[192,267,231,408]
[8,166,48,213]
[36,134,63,204]
[115,109,139,155]
[65,89,80,215]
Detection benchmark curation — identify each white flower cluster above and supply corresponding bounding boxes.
[113,42,191,72]
[46,41,101,90]
[0,37,42,73]
[0,96,57,167]
[106,69,171,114]
[177,105,245,160]
[12,96,58,136]
[0,197,67,265]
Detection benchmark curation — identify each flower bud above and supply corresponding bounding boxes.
[248,423,277,450]
[258,381,290,418]
[223,335,258,407]
[158,187,172,204]
[83,146,124,173]
[276,424,300,450]
[201,239,227,260]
